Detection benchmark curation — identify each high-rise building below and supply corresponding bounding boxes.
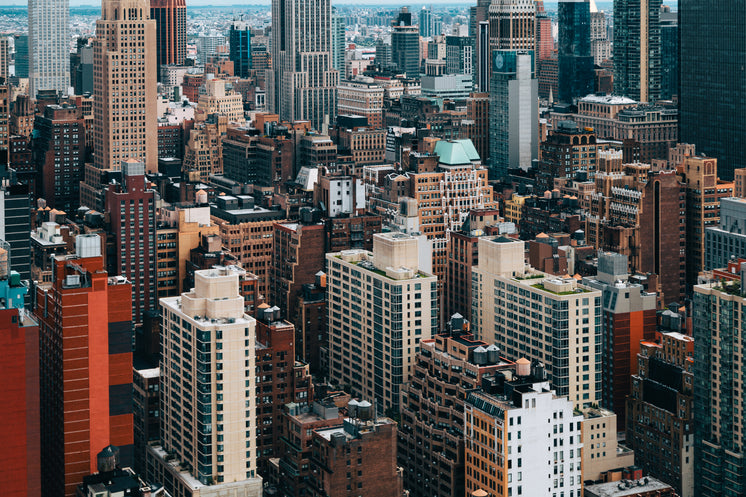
[445,36,472,75]
[581,407,635,483]
[557,0,593,103]
[679,0,746,181]
[705,197,746,271]
[464,367,583,497]
[32,103,86,213]
[391,7,421,77]
[583,251,657,424]
[613,0,662,102]
[680,157,733,289]
[331,7,345,74]
[326,233,437,412]
[489,50,538,179]
[337,77,385,128]
[419,6,433,38]
[71,39,94,95]
[91,0,157,176]
[659,6,678,100]
[536,120,597,192]
[148,266,263,495]
[0,163,31,281]
[399,316,515,497]
[626,332,694,497]
[14,34,29,79]
[105,160,157,324]
[28,0,69,98]
[535,1,554,62]
[229,18,252,78]
[476,21,490,91]
[35,234,134,497]
[269,0,339,131]
[693,281,746,497]
[0,245,40,497]
[0,36,9,81]
[471,236,603,409]
[488,0,536,53]
[150,0,187,70]
[590,9,611,64]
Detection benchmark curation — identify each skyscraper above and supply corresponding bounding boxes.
[679,0,746,181]
[150,0,187,69]
[391,7,420,77]
[28,0,70,98]
[229,17,252,78]
[614,0,662,102]
[659,6,678,100]
[419,6,433,38]
[269,0,339,131]
[488,0,536,52]
[693,281,746,496]
[557,0,594,103]
[92,0,157,173]
[489,50,538,179]
[14,34,29,79]
[331,7,345,74]
[35,235,134,497]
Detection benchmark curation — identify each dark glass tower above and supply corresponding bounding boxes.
[613,0,662,102]
[659,8,678,100]
[229,18,252,78]
[679,0,746,181]
[557,0,593,103]
[391,7,420,77]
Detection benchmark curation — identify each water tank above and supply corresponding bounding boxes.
[263,307,274,323]
[516,358,531,377]
[97,445,120,473]
[473,346,488,365]
[450,313,464,332]
[196,189,208,205]
[357,400,372,420]
[486,344,499,364]
[76,234,101,259]
[270,305,282,321]
[348,399,359,418]
[300,207,313,224]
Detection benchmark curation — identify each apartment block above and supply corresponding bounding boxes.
[581,407,634,484]
[337,77,385,129]
[464,366,583,497]
[327,232,437,412]
[472,235,603,408]
[150,266,262,495]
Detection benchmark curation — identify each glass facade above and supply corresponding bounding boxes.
[557,0,593,103]
[613,0,662,102]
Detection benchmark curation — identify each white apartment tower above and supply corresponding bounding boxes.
[326,233,437,412]
[93,0,158,173]
[28,0,70,98]
[153,267,262,496]
[472,236,603,408]
[269,0,339,131]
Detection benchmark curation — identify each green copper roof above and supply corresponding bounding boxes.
[434,139,480,165]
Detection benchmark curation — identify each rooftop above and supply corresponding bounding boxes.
[584,477,672,497]
[580,94,637,106]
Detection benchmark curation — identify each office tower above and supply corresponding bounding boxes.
[91,0,157,175]
[0,246,40,497]
[229,19,252,79]
[626,332,694,497]
[679,1,746,181]
[557,0,593,103]
[105,160,157,324]
[310,413,402,497]
[681,157,733,289]
[269,0,339,131]
[419,6,433,37]
[590,9,611,64]
[35,234,134,497]
[581,407,635,483]
[445,36,472,75]
[535,1,554,62]
[694,279,746,496]
[391,7,420,77]
[488,0,536,52]
[489,50,538,179]
[132,366,159,477]
[659,6,678,100]
[399,316,515,497]
[472,236,603,408]
[464,367,583,497]
[375,38,393,69]
[582,252,657,423]
[32,103,85,213]
[614,0,662,102]
[150,0,187,69]
[326,233,437,412]
[0,163,31,281]
[183,114,227,180]
[28,0,69,98]
[705,198,746,270]
[196,79,245,123]
[477,21,489,91]
[149,267,263,495]
[465,92,489,167]
[14,34,29,79]
[71,40,94,95]
[196,32,226,63]
[0,36,9,81]
[331,7,345,73]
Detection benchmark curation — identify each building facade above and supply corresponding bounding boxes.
[150,0,187,69]
[613,0,662,102]
[28,0,70,98]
